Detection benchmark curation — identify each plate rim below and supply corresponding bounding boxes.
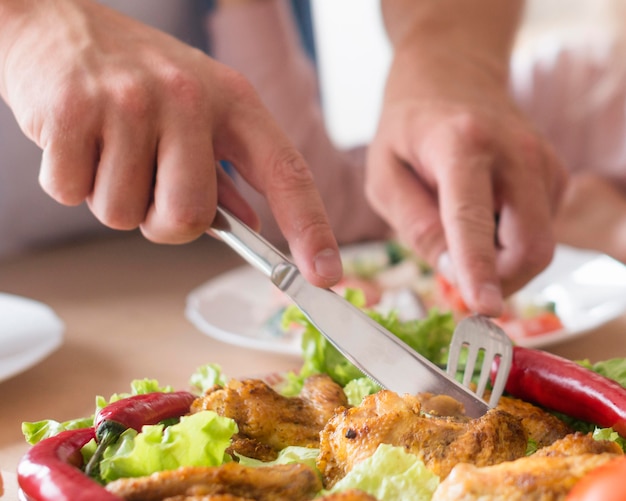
[0,293,65,382]
[186,243,626,354]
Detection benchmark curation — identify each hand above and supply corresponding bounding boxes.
[0,0,342,287]
[555,173,626,264]
[366,12,567,315]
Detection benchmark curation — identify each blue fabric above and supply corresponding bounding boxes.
[200,0,316,177]
[289,0,317,65]
[201,0,316,64]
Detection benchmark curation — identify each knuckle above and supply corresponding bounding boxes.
[512,129,546,172]
[40,179,87,207]
[164,204,211,236]
[40,85,94,143]
[517,237,555,273]
[219,66,258,102]
[107,74,153,120]
[95,205,142,231]
[158,64,204,113]
[453,202,494,236]
[447,111,494,151]
[39,164,89,207]
[296,213,333,240]
[400,216,443,265]
[268,148,315,192]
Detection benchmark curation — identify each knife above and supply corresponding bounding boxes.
[210,206,490,418]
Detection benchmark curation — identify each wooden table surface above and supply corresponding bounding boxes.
[1,231,625,498]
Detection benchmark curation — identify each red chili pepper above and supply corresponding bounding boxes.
[17,427,122,501]
[492,346,626,436]
[85,391,197,478]
[94,390,197,439]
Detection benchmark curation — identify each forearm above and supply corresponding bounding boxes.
[208,0,318,146]
[0,0,36,100]
[381,0,525,73]
[208,0,390,245]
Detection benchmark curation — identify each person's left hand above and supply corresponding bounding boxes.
[365,36,568,316]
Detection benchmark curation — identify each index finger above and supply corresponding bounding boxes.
[432,145,504,316]
[214,85,342,289]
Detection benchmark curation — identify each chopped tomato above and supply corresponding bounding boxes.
[567,456,626,501]
[500,312,563,341]
[434,274,470,313]
[523,311,564,336]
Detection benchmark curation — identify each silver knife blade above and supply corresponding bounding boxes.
[211,206,490,418]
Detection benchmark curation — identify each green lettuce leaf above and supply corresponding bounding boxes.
[328,443,439,501]
[590,427,625,452]
[100,410,237,482]
[237,445,320,473]
[579,358,626,388]
[22,417,94,445]
[283,291,455,387]
[343,377,382,407]
[189,363,230,393]
[367,308,454,366]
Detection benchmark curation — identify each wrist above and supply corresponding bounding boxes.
[382,0,523,69]
[385,37,511,105]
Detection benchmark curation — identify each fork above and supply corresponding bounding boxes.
[446,314,513,408]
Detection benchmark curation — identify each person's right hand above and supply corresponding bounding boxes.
[0,0,342,287]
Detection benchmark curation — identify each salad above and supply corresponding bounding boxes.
[322,241,564,343]
[17,292,626,500]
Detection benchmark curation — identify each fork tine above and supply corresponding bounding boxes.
[489,345,513,408]
[446,338,462,377]
[475,350,494,399]
[462,343,480,388]
[447,314,513,409]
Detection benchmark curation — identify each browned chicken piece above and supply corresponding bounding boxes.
[163,496,254,501]
[105,462,322,501]
[494,395,572,448]
[431,452,621,500]
[534,431,624,457]
[318,390,527,487]
[192,374,347,461]
[160,488,377,501]
[317,490,379,501]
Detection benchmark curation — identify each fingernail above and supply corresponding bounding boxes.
[314,248,343,281]
[437,251,457,284]
[478,283,504,317]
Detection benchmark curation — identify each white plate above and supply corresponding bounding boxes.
[186,244,626,356]
[0,293,65,382]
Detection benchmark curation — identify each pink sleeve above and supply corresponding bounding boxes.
[510,30,626,192]
[205,0,390,247]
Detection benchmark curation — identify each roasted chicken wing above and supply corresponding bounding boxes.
[432,452,620,500]
[431,431,623,500]
[318,390,528,486]
[534,431,623,457]
[317,490,379,501]
[192,374,347,461]
[105,462,322,501]
[494,395,572,448]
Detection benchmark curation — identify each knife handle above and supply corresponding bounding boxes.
[210,206,297,288]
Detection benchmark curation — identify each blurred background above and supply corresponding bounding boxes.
[311,0,626,148]
[0,0,624,257]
